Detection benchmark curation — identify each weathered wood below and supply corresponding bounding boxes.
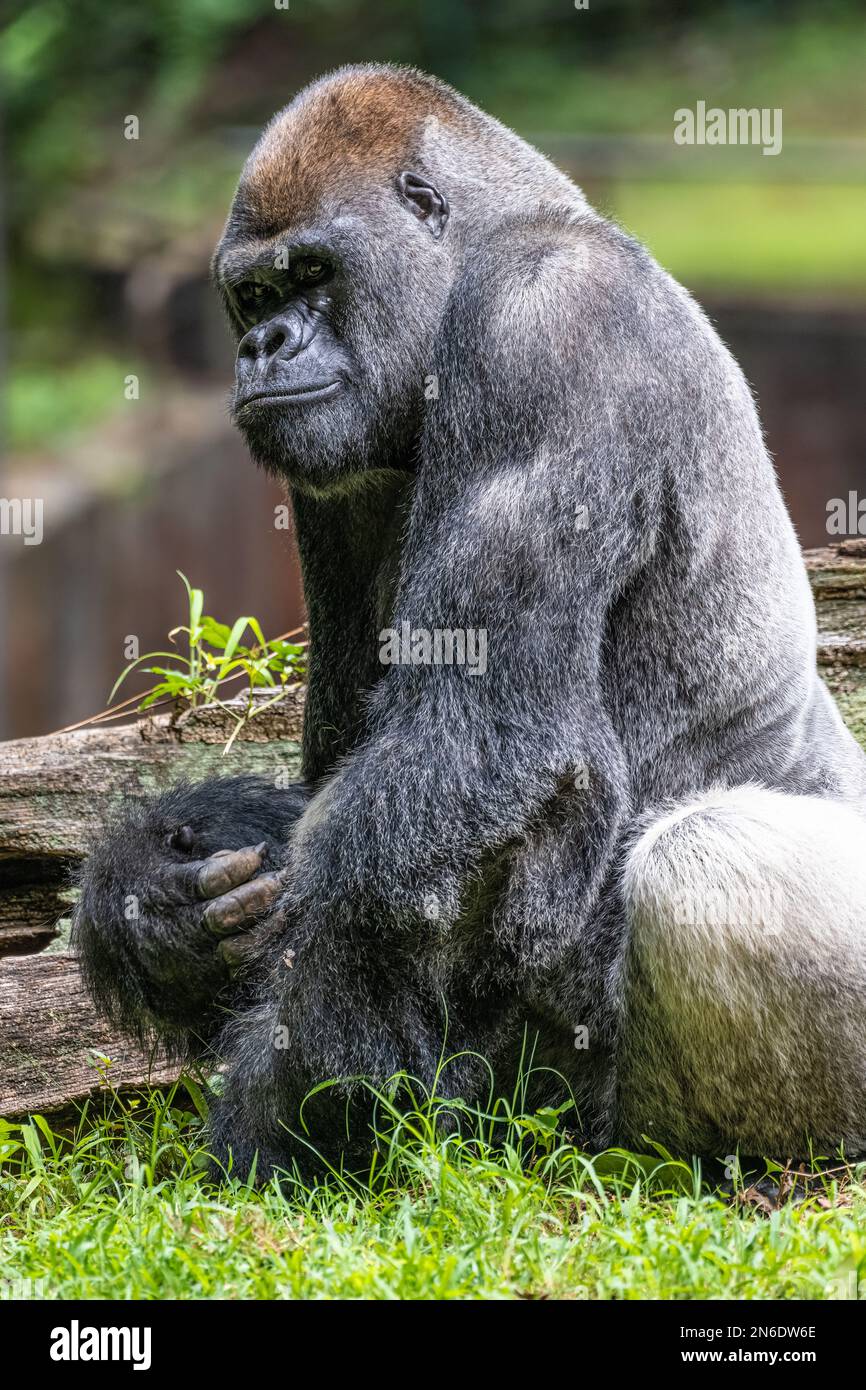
[0,688,305,864]
[804,546,866,601]
[809,558,866,747]
[0,865,72,955]
[816,600,866,667]
[0,953,176,1118]
[0,918,62,957]
[0,690,303,1116]
[1,546,865,1119]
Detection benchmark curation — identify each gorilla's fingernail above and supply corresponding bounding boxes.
[169,824,195,852]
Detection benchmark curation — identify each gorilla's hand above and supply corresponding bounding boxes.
[165,837,284,939]
[73,779,304,1052]
[159,834,286,975]
[147,834,285,980]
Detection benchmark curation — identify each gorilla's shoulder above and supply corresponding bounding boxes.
[471,206,651,280]
[449,207,658,351]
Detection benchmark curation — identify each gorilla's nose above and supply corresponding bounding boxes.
[237,310,305,365]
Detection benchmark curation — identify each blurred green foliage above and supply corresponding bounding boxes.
[8,356,140,451]
[616,182,866,292]
[4,0,865,449]
[6,0,865,242]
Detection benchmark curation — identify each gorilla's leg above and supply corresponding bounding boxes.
[207,916,528,1179]
[73,776,308,1054]
[619,785,866,1159]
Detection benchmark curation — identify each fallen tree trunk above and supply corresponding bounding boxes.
[0,686,305,864]
[0,548,865,1118]
[0,954,178,1118]
[0,691,303,1118]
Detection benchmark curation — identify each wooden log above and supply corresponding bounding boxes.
[0,954,177,1119]
[0,687,305,863]
[0,691,303,1117]
[804,545,866,601]
[0,546,865,1119]
[0,862,73,956]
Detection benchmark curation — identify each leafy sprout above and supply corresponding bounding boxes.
[104,571,307,752]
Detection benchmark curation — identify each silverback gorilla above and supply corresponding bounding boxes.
[74,66,866,1177]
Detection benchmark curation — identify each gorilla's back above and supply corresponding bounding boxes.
[596,236,866,810]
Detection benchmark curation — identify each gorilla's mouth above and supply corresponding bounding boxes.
[235,382,343,411]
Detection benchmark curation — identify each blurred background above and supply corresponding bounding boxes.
[1,0,864,739]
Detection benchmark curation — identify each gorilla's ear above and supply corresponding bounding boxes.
[397,171,450,240]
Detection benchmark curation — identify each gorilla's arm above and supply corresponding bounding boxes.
[281,213,664,958]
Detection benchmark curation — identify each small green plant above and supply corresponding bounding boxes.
[107,572,307,752]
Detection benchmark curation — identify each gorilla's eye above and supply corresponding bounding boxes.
[294,257,330,285]
[236,279,277,324]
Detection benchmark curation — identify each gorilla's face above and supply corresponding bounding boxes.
[213,173,452,492]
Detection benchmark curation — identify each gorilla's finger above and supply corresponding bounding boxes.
[168,824,196,852]
[161,843,267,902]
[195,844,270,899]
[202,870,284,937]
[218,933,264,975]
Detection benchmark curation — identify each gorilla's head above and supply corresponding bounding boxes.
[212,65,579,491]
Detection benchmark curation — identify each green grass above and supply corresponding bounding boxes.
[1,1085,864,1300]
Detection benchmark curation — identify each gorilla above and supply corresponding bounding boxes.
[74,66,866,1176]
